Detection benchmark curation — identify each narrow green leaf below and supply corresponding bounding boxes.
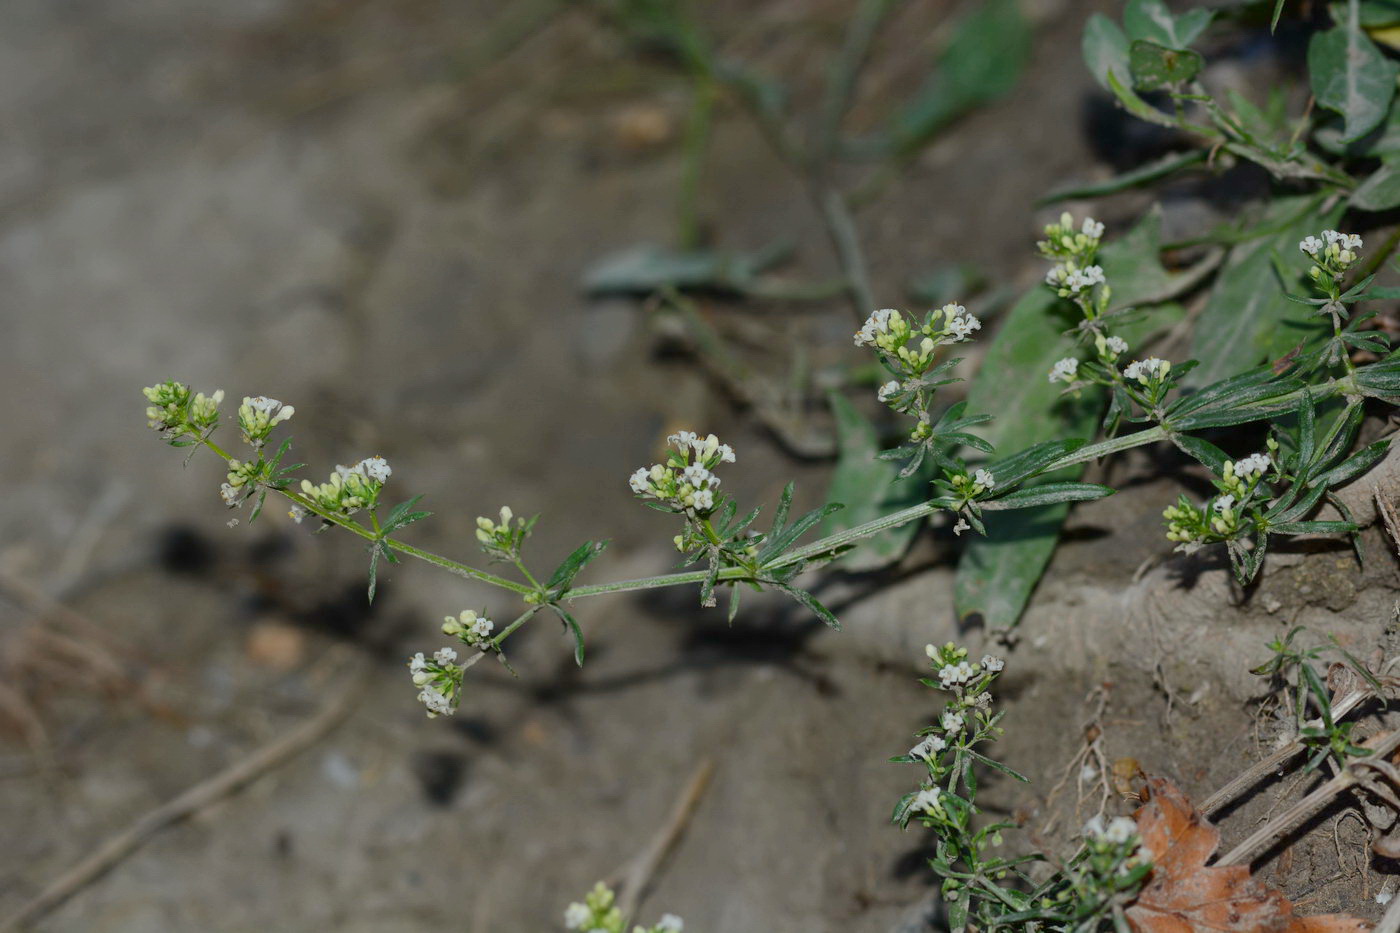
[547,539,609,591]
[553,606,586,667]
[984,483,1115,509]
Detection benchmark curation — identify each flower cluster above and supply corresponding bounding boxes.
[443,608,495,650]
[1077,815,1153,894]
[629,431,735,515]
[1162,451,1272,551]
[221,457,262,508]
[300,457,391,516]
[900,643,1005,813]
[237,396,295,449]
[476,506,534,561]
[1299,229,1363,283]
[1039,213,1110,316]
[563,882,683,933]
[855,304,981,377]
[144,380,226,441]
[407,647,463,718]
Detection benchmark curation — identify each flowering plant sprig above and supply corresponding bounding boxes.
[563,882,683,933]
[1288,229,1392,376]
[143,220,1400,722]
[893,645,1150,931]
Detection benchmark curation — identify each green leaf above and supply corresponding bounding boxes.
[554,606,586,667]
[1309,10,1399,142]
[1351,158,1400,210]
[1082,13,1131,91]
[1124,0,1213,47]
[888,0,1030,154]
[984,483,1115,509]
[1037,149,1206,205]
[1187,194,1343,386]
[773,583,841,629]
[820,393,933,571]
[1129,39,1204,90]
[580,241,789,296]
[546,539,609,591]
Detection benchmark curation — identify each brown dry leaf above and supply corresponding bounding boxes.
[1125,776,1371,933]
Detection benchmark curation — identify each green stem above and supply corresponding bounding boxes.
[191,370,1362,612]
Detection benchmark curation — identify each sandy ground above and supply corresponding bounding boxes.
[3,0,1397,930]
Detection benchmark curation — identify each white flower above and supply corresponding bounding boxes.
[629,467,650,494]
[1123,357,1169,384]
[656,914,684,932]
[433,646,458,665]
[219,483,243,507]
[682,463,713,487]
[973,469,995,490]
[938,661,977,688]
[1082,217,1104,239]
[942,304,982,341]
[854,307,900,346]
[667,430,699,450]
[952,517,970,536]
[418,685,454,717]
[1299,235,1323,256]
[1233,452,1271,479]
[288,504,306,523]
[1065,265,1106,293]
[878,380,901,402]
[912,786,942,814]
[1083,815,1105,838]
[716,444,736,463]
[358,456,391,483]
[1322,229,1363,251]
[981,654,1004,672]
[564,903,591,929]
[407,652,427,675]
[1213,494,1235,513]
[941,710,963,733]
[1104,816,1137,844]
[1048,357,1079,384]
[692,488,714,511]
[1105,336,1128,355]
[910,734,946,759]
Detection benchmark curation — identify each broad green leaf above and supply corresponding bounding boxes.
[1124,0,1213,47]
[1351,158,1400,210]
[889,0,1030,153]
[1309,8,1399,142]
[1129,39,1204,90]
[820,393,933,571]
[954,210,1185,629]
[1187,195,1342,386]
[1082,13,1131,91]
[1329,0,1400,27]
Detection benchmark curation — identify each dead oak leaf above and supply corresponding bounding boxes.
[1125,776,1370,933]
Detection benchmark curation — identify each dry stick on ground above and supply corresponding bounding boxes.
[610,756,717,923]
[1215,726,1400,868]
[0,652,368,933]
[1200,688,1372,818]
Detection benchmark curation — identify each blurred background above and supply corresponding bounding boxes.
[0,0,1328,930]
